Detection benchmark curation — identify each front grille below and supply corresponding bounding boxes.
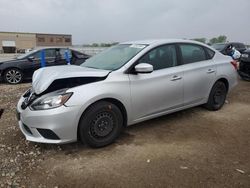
[37,128,60,140]
[23,124,32,135]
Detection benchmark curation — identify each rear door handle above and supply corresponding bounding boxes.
[207,69,215,74]
[171,75,182,81]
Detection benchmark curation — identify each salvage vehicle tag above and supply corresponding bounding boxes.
[130,44,146,49]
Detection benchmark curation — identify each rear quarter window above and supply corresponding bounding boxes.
[205,48,215,59]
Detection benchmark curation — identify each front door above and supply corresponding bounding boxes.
[128,44,183,122]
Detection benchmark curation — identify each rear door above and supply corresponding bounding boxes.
[44,49,57,66]
[129,44,183,121]
[178,43,216,106]
[54,48,72,65]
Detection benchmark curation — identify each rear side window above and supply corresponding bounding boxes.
[179,44,206,64]
[58,49,72,59]
[239,43,246,49]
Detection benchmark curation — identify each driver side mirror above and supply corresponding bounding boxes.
[134,63,153,74]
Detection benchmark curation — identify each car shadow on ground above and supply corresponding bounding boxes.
[31,106,206,154]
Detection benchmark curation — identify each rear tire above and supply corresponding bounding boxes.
[4,68,23,84]
[78,101,123,148]
[204,81,228,111]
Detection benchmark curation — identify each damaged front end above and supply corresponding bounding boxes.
[21,76,108,110]
[21,65,110,110]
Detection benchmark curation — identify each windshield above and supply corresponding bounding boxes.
[16,50,38,59]
[212,44,226,51]
[81,44,147,70]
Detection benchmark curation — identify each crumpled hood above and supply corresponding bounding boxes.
[32,65,110,95]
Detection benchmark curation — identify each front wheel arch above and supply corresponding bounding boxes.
[77,98,128,141]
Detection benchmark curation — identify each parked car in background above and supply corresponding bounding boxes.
[17,39,238,148]
[239,49,250,81]
[0,47,90,84]
[212,42,247,55]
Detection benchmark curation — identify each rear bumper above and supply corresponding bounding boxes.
[238,71,250,80]
[239,61,250,79]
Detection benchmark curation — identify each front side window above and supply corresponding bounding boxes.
[81,44,146,70]
[138,44,177,70]
[180,44,206,64]
[32,52,41,59]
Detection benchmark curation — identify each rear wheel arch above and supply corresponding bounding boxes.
[216,78,229,92]
[204,79,228,111]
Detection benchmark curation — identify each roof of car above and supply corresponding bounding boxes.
[121,39,206,46]
[33,46,73,50]
[121,39,215,51]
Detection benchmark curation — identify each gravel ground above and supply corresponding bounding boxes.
[0,80,250,188]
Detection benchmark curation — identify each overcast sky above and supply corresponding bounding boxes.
[0,0,249,44]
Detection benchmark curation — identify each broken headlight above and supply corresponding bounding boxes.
[30,90,72,110]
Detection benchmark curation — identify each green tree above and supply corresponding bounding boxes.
[209,35,227,44]
[217,35,227,43]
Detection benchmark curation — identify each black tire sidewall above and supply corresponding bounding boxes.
[4,68,23,84]
[206,81,227,111]
[79,101,123,148]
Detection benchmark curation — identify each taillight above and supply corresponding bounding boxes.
[230,60,239,70]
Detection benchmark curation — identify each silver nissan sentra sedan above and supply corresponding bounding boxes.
[17,39,238,147]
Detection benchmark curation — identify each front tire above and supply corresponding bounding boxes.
[204,81,228,111]
[79,101,123,148]
[4,68,23,84]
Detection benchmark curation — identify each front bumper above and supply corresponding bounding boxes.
[17,96,81,144]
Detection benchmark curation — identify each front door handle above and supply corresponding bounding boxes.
[171,75,182,81]
[207,69,215,74]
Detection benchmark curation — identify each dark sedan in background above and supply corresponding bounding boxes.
[212,42,247,55]
[212,42,250,81]
[239,49,250,81]
[0,47,90,84]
